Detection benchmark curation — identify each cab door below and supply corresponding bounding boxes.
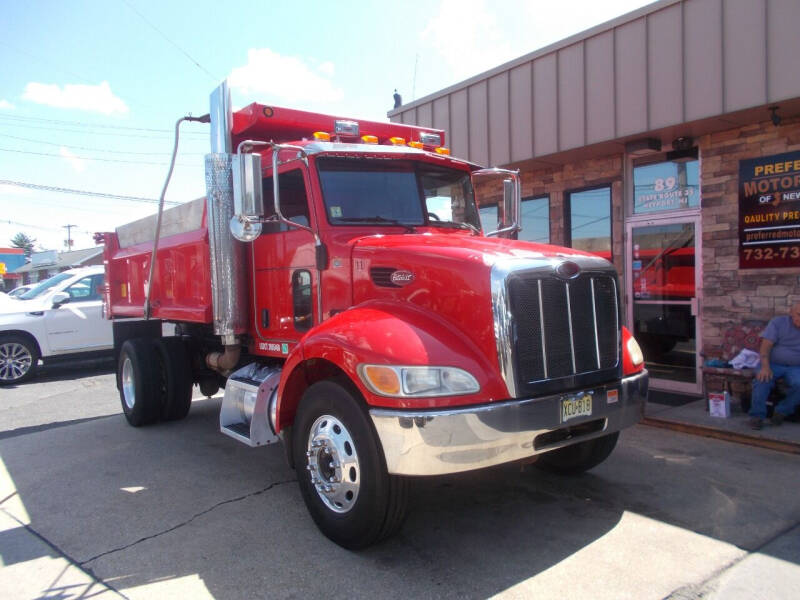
[45,272,112,352]
[250,166,318,355]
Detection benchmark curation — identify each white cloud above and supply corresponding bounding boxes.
[60,147,86,173]
[22,81,128,115]
[419,0,516,82]
[0,100,14,110]
[228,48,344,105]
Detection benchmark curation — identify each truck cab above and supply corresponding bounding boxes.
[102,83,648,549]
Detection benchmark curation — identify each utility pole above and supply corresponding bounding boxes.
[63,224,77,249]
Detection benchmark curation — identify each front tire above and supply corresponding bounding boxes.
[534,432,619,475]
[0,335,39,385]
[293,379,408,549]
[118,339,161,427]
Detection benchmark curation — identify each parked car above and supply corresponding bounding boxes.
[0,266,112,384]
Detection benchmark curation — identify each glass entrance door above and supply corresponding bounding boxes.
[626,215,701,394]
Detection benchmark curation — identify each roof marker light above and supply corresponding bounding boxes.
[389,137,406,146]
[361,135,378,144]
[435,147,450,155]
[408,141,424,149]
[313,131,331,141]
[419,132,441,146]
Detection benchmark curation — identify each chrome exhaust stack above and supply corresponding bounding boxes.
[205,80,247,345]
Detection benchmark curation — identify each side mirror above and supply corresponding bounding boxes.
[51,291,70,308]
[231,152,264,242]
[472,168,521,239]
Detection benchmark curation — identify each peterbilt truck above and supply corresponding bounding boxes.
[101,82,648,549]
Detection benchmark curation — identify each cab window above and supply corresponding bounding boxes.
[262,169,311,232]
[65,274,104,301]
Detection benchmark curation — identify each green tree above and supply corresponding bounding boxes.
[10,232,37,257]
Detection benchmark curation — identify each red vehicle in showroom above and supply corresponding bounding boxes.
[101,81,648,548]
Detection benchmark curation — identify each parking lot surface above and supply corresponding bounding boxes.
[2,360,800,599]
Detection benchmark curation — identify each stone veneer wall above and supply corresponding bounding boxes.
[700,116,800,357]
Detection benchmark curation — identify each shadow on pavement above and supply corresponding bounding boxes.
[1,395,799,599]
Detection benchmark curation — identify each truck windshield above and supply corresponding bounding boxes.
[317,158,481,232]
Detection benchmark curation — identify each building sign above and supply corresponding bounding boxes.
[739,151,800,268]
[633,159,699,214]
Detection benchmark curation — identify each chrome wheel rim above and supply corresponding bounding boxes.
[306,415,360,514]
[121,356,136,410]
[0,341,33,382]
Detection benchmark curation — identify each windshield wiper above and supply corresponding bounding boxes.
[427,221,480,235]
[336,216,417,233]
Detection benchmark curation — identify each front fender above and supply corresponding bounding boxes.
[275,300,506,430]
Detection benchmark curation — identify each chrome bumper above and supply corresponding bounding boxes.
[370,370,648,476]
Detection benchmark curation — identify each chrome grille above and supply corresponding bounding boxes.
[499,263,620,396]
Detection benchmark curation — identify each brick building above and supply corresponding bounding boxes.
[390,0,800,396]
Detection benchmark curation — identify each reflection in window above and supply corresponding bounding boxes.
[262,169,311,232]
[633,159,699,214]
[519,196,549,244]
[479,203,499,233]
[292,270,313,332]
[566,187,611,260]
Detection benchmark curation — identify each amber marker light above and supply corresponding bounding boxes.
[389,137,406,145]
[435,147,450,155]
[361,135,378,144]
[313,131,331,141]
[361,365,401,395]
[408,141,424,149]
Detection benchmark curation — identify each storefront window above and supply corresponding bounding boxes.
[566,187,611,260]
[519,196,550,244]
[633,158,699,214]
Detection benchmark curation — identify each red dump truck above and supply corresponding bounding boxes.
[101,82,648,548]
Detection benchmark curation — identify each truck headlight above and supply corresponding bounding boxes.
[358,365,480,398]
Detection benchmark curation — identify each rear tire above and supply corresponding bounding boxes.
[154,337,193,421]
[534,432,619,475]
[293,379,408,549]
[118,339,161,427]
[0,335,39,385]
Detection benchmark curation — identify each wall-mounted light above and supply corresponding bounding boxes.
[625,137,661,156]
[769,106,781,127]
[672,136,694,152]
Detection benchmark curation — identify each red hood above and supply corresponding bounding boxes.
[349,232,610,381]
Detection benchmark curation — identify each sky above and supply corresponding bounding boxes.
[0,0,654,253]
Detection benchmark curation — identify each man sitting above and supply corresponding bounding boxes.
[749,301,800,430]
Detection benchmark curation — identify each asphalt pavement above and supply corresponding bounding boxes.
[1,359,800,599]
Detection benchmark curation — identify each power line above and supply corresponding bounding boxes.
[0,133,205,156]
[0,147,200,168]
[120,0,219,82]
[0,119,208,140]
[0,113,207,136]
[0,179,181,205]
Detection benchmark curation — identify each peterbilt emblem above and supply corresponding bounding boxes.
[555,261,581,280]
[390,270,415,285]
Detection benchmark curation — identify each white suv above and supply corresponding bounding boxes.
[0,266,112,384]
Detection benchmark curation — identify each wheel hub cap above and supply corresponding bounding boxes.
[121,357,136,410]
[306,415,360,513]
[0,342,32,382]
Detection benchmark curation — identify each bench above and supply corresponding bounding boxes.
[701,320,766,411]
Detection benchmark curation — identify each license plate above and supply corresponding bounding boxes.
[561,393,592,422]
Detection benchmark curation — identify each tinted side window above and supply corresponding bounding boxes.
[262,170,311,232]
[66,274,104,301]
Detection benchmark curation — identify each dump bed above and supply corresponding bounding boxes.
[102,197,214,323]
